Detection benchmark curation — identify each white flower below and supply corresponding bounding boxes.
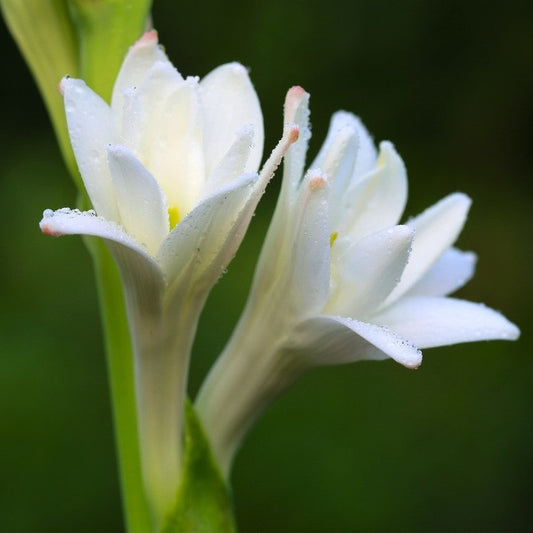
[39,31,298,523]
[196,86,520,475]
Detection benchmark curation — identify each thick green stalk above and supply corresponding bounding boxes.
[70,2,154,529]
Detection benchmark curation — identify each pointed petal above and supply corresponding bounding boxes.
[282,172,331,317]
[157,174,258,287]
[338,141,408,241]
[206,125,254,192]
[385,193,471,305]
[159,124,299,292]
[290,315,422,369]
[119,64,202,213]
[373,296,520,348]
[282,87,311,200]
[60,77,117,220]
[141,77,204,217]
[200,63,264,177]
[107,145,169,255]
[327,226,414,317]
[311,111,378,185]
[309,114,359,229]
[239,126,311,300]
[39,207,162,275]
[351,115,378,179]
[111,31,180,118]
[408,248,477,297]
[119,60,187,150]
[311,112,358,175]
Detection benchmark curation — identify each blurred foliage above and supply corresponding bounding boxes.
[1,0,531,531]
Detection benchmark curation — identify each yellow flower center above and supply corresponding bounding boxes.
[168,205,180,229]
[330,231,338,248]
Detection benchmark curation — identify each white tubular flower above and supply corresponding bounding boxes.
[196,86,520,476]
[39,31,298,524]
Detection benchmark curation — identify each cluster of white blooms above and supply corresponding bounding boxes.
[40,32,519,521]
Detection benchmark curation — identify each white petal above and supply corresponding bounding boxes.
[327,225,414,317]
[311,112,378,187]
[157,174,258,286]
[311,118,359,229]
[159,123,298,290]
[141,77,204,217]
[372,296,520,348]
[39,208,161,272]
[61,77,117,220]
[206,125,255,192]
[338,141,408,242]
[351,115,378,179]
[311,112,358,174]
[281,172,331,318]
[289,315,422,369]
[118,61,187,156]
[385,193,471,305]
[282,87,311,200]
[107,145,169,255]
[252,123,301,216]
[111,31,180,119]
[200,63,264,177]
[408,248,477,297]
[39,209,166,357]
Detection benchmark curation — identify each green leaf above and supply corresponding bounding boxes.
[163,401,237,533]
[1,0,80,184]
[67,0,153,102]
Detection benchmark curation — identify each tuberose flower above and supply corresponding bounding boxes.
[39,31,298,524]
[196,86,520,475]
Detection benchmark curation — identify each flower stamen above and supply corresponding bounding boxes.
[168,205,180,229]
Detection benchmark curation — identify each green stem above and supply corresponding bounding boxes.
[70,3,154,529]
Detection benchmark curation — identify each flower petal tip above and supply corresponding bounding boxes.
[138,30,159,46]
[502,321,521,341]
[404,357,422,370]
[107,144,128,159]
[396,344,423,368]
[57,76,71,96]
[287,85,308,99]
[284,87,310,123]
[58,75,75,95]
[40,209,61,236]
[309,175,328,191]
[286,124,300,144]
[449,191,472,211]
[214,62,250,81]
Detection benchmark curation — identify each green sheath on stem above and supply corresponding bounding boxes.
[163,401,237,533]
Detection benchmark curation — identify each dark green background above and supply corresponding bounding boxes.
[1,1,531,531]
